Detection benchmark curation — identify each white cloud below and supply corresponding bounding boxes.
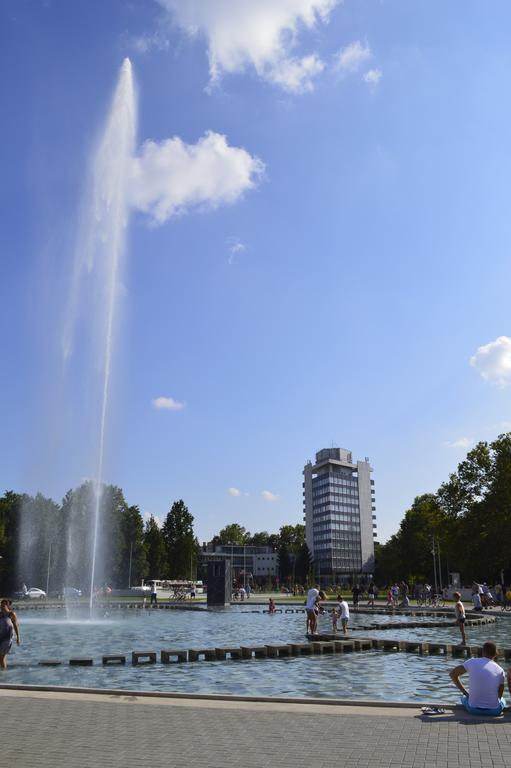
[130,131,264,225]
[158,0,340,92]
[470,336,511,387]
[130,30,170,54]
[261,490,279,502]
[227,236,246,264]
[152,396,185,411]
[363,68,382,85]
[266,53,325,93]
[333,40,371,75]
[228,486,250,497]
[444,437,473,450]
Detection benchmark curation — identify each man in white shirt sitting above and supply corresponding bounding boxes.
[449,641,506,715]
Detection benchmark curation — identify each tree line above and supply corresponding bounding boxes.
[375,433,511,586]
[0,483,197,595]
[0,484,314,595]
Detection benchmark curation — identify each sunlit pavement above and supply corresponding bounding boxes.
[1,687,511,768]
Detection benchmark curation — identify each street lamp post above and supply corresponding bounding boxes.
[437,540,443,591]
[46,540,52,596]
[128,541,133,589]
[431,536,438,596]
[228,542,235,587]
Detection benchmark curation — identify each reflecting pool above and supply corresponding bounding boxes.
[3,606,510,704]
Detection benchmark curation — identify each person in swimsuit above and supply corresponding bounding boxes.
[0,599,21,670]
[453,591,467,645]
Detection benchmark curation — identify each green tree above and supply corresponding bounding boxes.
[277,540,292,582]
[374,494,449,584]
[0,491,23,594]
[117,504,146,588]
[248,531,270,546]
[438,434,511,580]
[143,515,166,579]
[18,492,63,592]
[294,541,313,584]
[162,500,195,579]
[59,482,131,591]
[278,524,306,583]
[216,523,250,545]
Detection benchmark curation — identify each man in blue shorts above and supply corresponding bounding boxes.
[449,641,506,715]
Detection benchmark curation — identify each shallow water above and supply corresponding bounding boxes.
[4,606,510,703]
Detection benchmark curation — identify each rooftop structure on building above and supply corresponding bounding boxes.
[303,447,376,586]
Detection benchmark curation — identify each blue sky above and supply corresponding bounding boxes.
[1,0,511,544]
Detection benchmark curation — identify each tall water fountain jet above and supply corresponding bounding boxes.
[62,59,137,612]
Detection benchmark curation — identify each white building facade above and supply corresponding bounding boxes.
[303,447,376,585]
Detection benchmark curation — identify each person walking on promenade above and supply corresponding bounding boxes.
[351,584,360,608]
[453,592,467,645]
[0,599,20,670]
[449,641,506,715]
[367,582,375,608]
[150,581,158,606]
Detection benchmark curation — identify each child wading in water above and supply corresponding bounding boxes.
[454,591,466,645]
[337,595,350,635]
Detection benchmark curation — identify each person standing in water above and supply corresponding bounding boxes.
[0,599,21,670]
[453,592,467,645]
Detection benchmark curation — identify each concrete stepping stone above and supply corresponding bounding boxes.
[161,649,187,663]
[289,643,312,656]
[188,648,217,662]
[215,647,243,660]
[132,651,157,665]
[240,645,267,659]
[265,644,291,658]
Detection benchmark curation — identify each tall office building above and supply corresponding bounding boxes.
[303,447,376,585]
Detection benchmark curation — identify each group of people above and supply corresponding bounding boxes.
[0,599,21,670]
[304,585,351,636]
[232,584,251,601]
[470,581,511,610]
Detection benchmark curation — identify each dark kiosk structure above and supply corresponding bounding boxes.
[207,560,231,606]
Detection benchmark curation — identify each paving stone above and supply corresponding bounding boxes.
[0,690,510,768]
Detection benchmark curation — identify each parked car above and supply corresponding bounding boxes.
[63,587,82,599]
[130,585,151,594]
[25,588,46,599]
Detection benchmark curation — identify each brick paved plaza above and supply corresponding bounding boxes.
[1,687,511,768]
